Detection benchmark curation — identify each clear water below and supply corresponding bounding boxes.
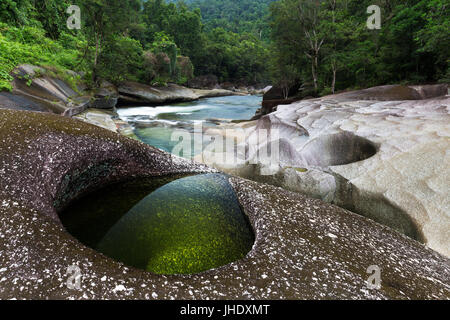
[117,95,262,157]
[60,174,255,275]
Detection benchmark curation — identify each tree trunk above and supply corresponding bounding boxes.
[311,59,318,91]
[331,63,336,94]
[314,53,319,90]
[92,31,102,84]
[283,86,289,100]
[331,0,337,94]
[93,32,99,83]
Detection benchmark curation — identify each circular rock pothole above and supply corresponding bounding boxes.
[59,173,255,275]
[300,132,377,167]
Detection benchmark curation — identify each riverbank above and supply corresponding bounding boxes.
[0,64,247,117]
[117,81,246,106]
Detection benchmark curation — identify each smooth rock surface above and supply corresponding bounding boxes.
[187,74,219,89]
[252,84,448,120]
[200,86,450,257]
[0,91,49,112]
[0,109,449,299]
[4,64,90,116]
[118,81,237,105]
[74,108,119,132]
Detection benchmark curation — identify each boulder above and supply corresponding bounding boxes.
[263,83,301,101]
[73,108,119,132]
[256,98,298,118]
[261,85,273,94]
[0,109,448,299]
[199,87,450,257]
[220,82,237,91]
[330,84,422,101]
[118,81,198,105]
[244,85,273,96]
[90,80,119,110]
[118,81,238,105]
[253,84,449,120]
[6,64,90,116]
[409,84,448,99]
[192,88,244,98]
[251,83,303,120]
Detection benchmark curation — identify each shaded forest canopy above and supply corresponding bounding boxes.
[167,0,276,37]
[0,0,448,94]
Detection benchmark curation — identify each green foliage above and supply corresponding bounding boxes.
[0,0,74,39]
[97,36,144,84]
[0,23,85,91]
[144,0,269,84]
[176,56,194,84]
[168,0,276,40]
[150,32,179,77]
[414,0,450,80]
[1,0,447,94]
[193,28,269,83]
[0,0,35,26]
[269,0,449,95]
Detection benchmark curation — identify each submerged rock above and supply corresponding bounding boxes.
[61,173,254,275]
[0,109,448,299]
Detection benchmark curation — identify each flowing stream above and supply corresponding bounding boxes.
[117,95,262,157]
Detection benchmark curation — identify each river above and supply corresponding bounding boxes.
[117,95,262,157]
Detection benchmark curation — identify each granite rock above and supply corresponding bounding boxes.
[200,86,450,257]
[118,81,237,105]
[0,109,449,300]
[2,64,90,116]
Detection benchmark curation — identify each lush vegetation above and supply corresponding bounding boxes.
[0,0,270,91]
[0,0,85,90]
[0,0,448,94]
[161,0,271,83]
[168,0,275,39]
[269,0,449,96]
[0,23,83,91]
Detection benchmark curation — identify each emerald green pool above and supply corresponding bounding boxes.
[60,173,254,275]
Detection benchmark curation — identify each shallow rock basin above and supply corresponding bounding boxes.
[300,132,378,167]
[60,173,255,275]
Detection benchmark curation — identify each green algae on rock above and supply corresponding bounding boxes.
[60,173,254,275]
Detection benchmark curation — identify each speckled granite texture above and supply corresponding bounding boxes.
[0,109,449,299]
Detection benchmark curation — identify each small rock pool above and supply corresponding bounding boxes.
[59,173,255,275]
